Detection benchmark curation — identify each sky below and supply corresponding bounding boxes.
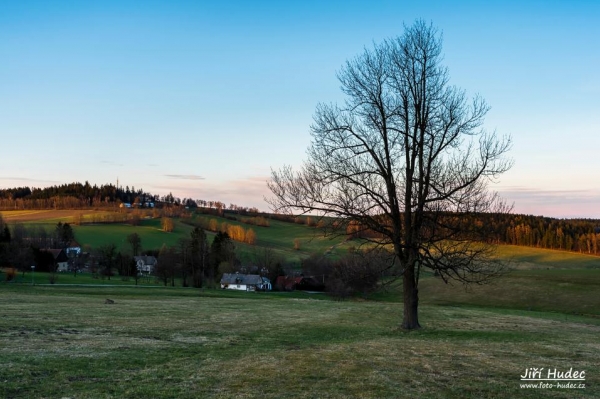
[1,0,599,218]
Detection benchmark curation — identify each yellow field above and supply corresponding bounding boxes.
[0,209,115,223]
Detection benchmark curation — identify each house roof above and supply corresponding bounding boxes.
[41,248,68,262]
[220,273,264,285]
[134,255,157,265]
[276,276,303,284]
[275,276,311,290]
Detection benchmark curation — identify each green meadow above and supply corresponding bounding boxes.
[191,214,353,264]
[70,212,353,264]
[73,218,198,252]
[0,284,598,399]
[494,244,600,269]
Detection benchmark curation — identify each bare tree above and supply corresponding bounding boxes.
[189,227,209,288]
[96,244,117,280]
[268,20,512,329]
[157,244,178,287]
[126,233,142,256]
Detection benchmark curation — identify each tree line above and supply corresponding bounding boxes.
[343,212,600,256]
[181,218,257,245]
[485,213,600,254]
[0,181,259,214]
[0,216,76,276]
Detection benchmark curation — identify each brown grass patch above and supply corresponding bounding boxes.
[0,209,107,223]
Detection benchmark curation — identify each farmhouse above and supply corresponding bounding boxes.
[220,273,272,291]
[134,255,157,275]
[41,249,69,272]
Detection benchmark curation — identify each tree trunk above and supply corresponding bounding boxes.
[402,264,421,330]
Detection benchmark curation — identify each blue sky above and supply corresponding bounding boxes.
[1,1,599,218]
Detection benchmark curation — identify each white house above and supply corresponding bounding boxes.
[134,255,157,275]
[220,273,272,291]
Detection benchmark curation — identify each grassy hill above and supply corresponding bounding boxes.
[73,218,197,251]
[71,214,353,265]
[1,210,354,264]
[191,213,353,264]
[5,208,599,266]
[494,244,600,269]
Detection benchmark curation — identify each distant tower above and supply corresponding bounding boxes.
[116,177,119,191]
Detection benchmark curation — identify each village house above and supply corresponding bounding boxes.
[41,248,69,272]
[134,255,157,275]
[220,273,272,291]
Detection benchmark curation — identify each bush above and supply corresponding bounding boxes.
[326,277,352,299]
[325,250,391,298]
[4,267,17,282]
[161,217,174,232]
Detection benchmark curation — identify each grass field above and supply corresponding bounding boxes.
[74,213,354,264]
[192,214,353,264]
[73,218,198,252]
[418,269,600,317]
[494,245,600,269]
[0,209,102,224]
[0,285,598,398]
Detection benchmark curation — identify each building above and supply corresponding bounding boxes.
[220,273,272,291]
[134,255,157,275]
[41,249,69,272]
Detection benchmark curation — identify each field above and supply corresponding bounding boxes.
[0,285,598,399]
[73,218,198,252]
[494,245,600,270]
[0,209,107,224]
[191,214,353,264]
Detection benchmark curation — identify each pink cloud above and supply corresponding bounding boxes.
[497,187,600,218]
[148,175,272,211]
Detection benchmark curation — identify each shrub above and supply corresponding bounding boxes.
[161,217,174,232]
[325,250,391,298]
[246,229,256,245]
[4,267,17,282]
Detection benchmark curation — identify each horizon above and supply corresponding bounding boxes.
[1,1,599,218]
[2,178,600,222]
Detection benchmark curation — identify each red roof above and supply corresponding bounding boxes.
[275,276,304,290]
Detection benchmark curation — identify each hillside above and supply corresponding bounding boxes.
[72,214,354,265]
[3,209,600,268]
